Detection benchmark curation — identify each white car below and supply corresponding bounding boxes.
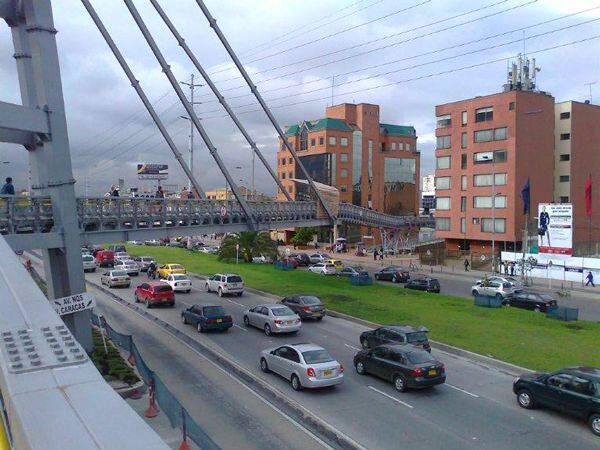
[114,252,130,260]
[308,263,337,275]
[197,246,218,254]
[127,240,143,245]
[114,259,140,276]
[100,270,131,288]
[205,273,244,297]
[134,256,156,272]
[144,239,162,246]
[82,254,96,272]
[252,254,273,264]
[164,274,192,293]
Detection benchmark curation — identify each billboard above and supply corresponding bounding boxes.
[537,203,572,255]
[137,164,168,180]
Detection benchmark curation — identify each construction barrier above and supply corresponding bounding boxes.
[91,312,220,450]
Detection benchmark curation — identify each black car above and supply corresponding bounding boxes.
[374,266,410,283]
[338,266,368,277]
[360,325,431,352]
[506,292,557,312]
[513,366,600,436]
[288,253,310,266]
[354,344,445,392]
[280,295,326,320]
[404,277,440,293]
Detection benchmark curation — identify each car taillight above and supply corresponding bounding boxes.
[412,368,424,377]
[206,318,215,324]
[339,364,344,373]
[224,316,232,322]
[306,368,315,377]
[274,319,282,325]
[303,306,311,311]
[439,364,445,374]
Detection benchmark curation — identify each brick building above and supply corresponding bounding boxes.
[277,103,420,221]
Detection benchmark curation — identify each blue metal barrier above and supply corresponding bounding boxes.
[473,294,503,308]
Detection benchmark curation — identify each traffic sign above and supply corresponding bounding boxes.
[53,292,96,316]
[220,205,227,217]
[480,255,486,261]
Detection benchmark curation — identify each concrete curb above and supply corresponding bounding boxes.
[87,279,366,450]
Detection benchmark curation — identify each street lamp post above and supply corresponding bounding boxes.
[180,74,203,191]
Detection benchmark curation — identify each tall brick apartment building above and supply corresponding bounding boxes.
[277,103,420,224]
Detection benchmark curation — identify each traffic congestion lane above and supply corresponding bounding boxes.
[84,270,597,449]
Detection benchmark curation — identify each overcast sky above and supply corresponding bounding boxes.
[1,0,599,196]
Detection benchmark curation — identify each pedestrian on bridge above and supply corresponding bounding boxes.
[464,258,470,272]
[180,186,189,199]
[0,177,15,195]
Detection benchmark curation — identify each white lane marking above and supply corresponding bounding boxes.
[227,299,245,307]
[179,301,192,307]
[344,344,361,351]
[233,324,248,332]
[368,386,414,409]
[94,290,336,450]
[445,383,480,398]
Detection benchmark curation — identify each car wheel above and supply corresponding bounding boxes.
[393,374,407,392]
[237,292,243,297]
[243,316,250,327]
[589,413,600,436]
[134,294,139,303]
[392,275,398,283]
[260,358,270,373]
[471,289,479,296]
[181,315,187,324]
[316,316,323,321]
[374,274,379,280]
[516,389,536,409]
[291,374,301,391]
[218,288,223,297]
[264,324,272,336]
[355,361,366,375]
[125,284,130,289]
[186,289,191,293]
[197,323,203,333]
[495,293,502,301]
[361,338,369,349]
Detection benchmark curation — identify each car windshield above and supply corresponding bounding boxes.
[227,276,243,283]
[111,271,128,277]
[170,265,184,270]
[325,264,334,268]
[153,285,172,293]
[539,294,555,301]
[302,349,334,364]
[406,332,428,343]
[203,306,225,316]
[172,275,188,280]
[407,351,435,364]
[271,306,294,316]
[300,296,322,305]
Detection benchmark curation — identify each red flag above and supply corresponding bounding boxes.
[585,174,592,217]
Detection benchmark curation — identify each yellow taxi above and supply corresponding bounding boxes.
[157,263,186,278]
[327,259,344,270]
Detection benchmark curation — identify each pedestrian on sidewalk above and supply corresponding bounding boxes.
[373,249,378,261]
[504,261,509,275]
[585,271,595,287]
[510,262,515,276]
[464,258,470,272]
[379,246,384,260]
[1,177,15,195]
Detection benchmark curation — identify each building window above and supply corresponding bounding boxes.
[473,150,507,164]
[340,185,347,192]
[288,157,293,164]
[341,137,348,147]
[435,217,450,231]
[340,153,348,162]
[560,196,569,203]
[461,111,467,126]
[436,156,451,170]
[460,196,467,212]
[435,176,451,190]
[560,112,571,120]
[461,132,467,149]
[559,154,570,162]
[288,171,293,178]
[461,175,467,191]
[281,158,286,166]
[437,114,452,128]
[481,218,506,233]
[391,142,396,150]
[559,175,570,182]
[310,138,315,146]
[475,106,493,122]
[368,147,373,183]
[406,143,411,151]
[281,172,285,179]
[352,130,362,206]
[436,197,451,210]
[328,136,336,145]
[472,217,480,225]
[436,135,451,149]
[319,137,324,145]
[473,173,507,186]
[398,142,404,150]
[494,127,507,140]
[340,169,348,178]
[461,153,467,169]
[300,127,308,151]
[560,133,570,141]
[473,196,507,208]
[474,127,507,143]
[460,217,466,233]
[509,102,515,111]
[380,142,386,152]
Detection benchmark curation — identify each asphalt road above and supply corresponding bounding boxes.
[83,268,597,450]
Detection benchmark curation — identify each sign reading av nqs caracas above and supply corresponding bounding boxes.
[53,292,96,316]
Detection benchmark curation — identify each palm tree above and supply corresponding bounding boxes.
[218,231,277,262]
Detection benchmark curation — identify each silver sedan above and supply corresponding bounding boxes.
[243,304,301,336]
[260,343,344,391]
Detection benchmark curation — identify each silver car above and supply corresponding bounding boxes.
[308,263,337,275]
[243,304,301,336]
[471,279,514,299]
[134,256,156,272]
[100,270,131,288]
[476,276,524,292]
[260,343,344,391]
[82,254,96,272]
[114,259,140,276]
[309,253,329,264]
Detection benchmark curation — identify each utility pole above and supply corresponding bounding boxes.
[180,74,203,191]
[584,81,597,103]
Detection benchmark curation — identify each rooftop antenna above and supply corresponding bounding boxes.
[523,30,526,57]
[331,74,335,106]
[585,81,597,103]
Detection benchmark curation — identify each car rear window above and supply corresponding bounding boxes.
[300,296,322,305]
[111,271,128,277]
[502,282,512,288]
[302,349,334,364]
[83,256,94,261]
[171,264,184,270]
[271,306,294,316]
[407,351,435,364]
[227,276,242,283]
[172,274,188,280]
[406,332,428,344]
[203,306,225,316]
[325,264,334,268]
[153,285,172,293]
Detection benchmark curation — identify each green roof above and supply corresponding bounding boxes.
[284,118,352,136]
[380,123,416,137]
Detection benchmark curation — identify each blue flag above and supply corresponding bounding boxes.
[521,178,530,215]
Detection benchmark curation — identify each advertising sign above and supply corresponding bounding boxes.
[537,203,572,255]
[137,163,168,180]
[53,292,96,316]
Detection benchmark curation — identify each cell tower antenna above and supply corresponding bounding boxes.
[585,81,597,103]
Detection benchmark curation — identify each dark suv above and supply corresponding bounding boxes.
[404,277,440,293]
[374,266,410,283]
[360,325,431,352]
[513,366,600,436]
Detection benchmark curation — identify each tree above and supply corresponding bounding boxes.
[291,227,315,247]
[218,231,277,262]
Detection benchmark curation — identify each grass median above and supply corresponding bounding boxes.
[125,245,600,371]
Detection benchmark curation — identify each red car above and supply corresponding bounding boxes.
[134,281,175,308]
[94,250,114,268]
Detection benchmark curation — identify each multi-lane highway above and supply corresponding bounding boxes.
[81,266,596,450]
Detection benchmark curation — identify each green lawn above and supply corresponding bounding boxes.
[125,245,600,371]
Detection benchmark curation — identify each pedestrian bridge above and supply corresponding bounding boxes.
[0,196,433,250]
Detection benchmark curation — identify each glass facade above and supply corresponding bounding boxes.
[352,130,362,206]
[297,154,335,186]
[383,157,416,215]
